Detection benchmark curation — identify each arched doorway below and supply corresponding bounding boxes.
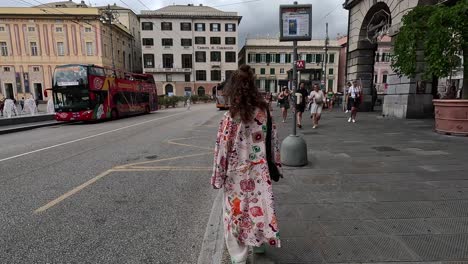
[197,86,205,96]
[165,84,174,96]
[344,0,434,118]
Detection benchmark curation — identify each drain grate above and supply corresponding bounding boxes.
[372,146,400,152]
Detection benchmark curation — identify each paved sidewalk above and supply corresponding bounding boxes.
[255,108,468,263]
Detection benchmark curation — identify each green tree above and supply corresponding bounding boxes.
[391,0,468,99]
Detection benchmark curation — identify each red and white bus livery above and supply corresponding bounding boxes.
[52,64,157,121]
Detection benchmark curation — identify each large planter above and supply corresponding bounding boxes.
[433,99,468,136]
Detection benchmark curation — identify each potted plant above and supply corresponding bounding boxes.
[392,1,468,135]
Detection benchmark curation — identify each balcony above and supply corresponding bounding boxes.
[145,67,192,73]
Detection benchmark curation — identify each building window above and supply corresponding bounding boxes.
[180,22,191,31]
[329,54,335,64]
[328,80,334,90]
[163,54,174,68]
[329,68,334,75]
[195,23,205,32]
[143,54,154,68]
[182,54,192,68]
[210,37,221,45]
[225,23,236,32]
[165,84,174,95]
[166,74,172,82]
[195,37,206,45]
[197,87,205,96]
[142,38,154,46]
[161,22,172,31]
[57,42,65,56]
[248,53,255,63]
[185,74,191,82]
[85,27,92,33]
[383,53,391,62]
[211,70,221,81]
[274,54,281,63]
[0,42,8,56]
[382,74,388,83]
[28,26,35,32]
[225,37,236,45]
[375,53,380,62]
[3,66,10,72]
[260,54,266,63]
[225,52,236,63]
[181,39,192,47]
[86,42,93,56]
[30,42,38,56]
[142,22,153,30]
[280,68,285,74]
[374,74,378,83]
[55,27,63,33]
[211,51,221,62]
[260,68,265,75]
[210,23,221,32]
[33,66,40,72]
[270,68,275,75]
[0,26,5,32]
[195,51,206,62]
[196,70,206,81]
[162,38,173,46]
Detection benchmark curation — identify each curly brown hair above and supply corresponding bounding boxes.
[225,65,268,123]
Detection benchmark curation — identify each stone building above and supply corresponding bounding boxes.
[0,1,141,101]
[139,4,241,97]
[343,0,446,118]
[239,37,341,94]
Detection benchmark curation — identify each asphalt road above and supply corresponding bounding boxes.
[0,104,224,264]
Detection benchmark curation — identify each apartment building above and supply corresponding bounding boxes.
[139,4,242,96]
[0,1,141,101]
[239,37,341,94]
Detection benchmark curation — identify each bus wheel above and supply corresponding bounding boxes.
[145,105,150,114]
[111,109,119,120]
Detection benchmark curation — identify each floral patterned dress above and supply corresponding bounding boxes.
[211,108,281,248]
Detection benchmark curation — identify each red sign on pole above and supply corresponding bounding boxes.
[296,60,305,69]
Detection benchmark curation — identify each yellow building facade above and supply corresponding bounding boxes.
[0,4,141,101]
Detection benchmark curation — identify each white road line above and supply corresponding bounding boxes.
[0,112,186,163]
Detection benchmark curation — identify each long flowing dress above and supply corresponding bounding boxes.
[211,108,281,248]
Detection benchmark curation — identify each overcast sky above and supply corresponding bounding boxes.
[4,0,349,44]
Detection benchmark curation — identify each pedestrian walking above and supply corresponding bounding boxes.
[345,82,352,113]
[19,97,25,113]
[309,84,325,129]
[295,82,309,129]
[0,99,4,117]
[211,64,281,264]
[347,80,361,123]
[371,84,378,111]
[277,87,290,122]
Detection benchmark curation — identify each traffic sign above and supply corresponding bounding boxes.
[296,60,305,69]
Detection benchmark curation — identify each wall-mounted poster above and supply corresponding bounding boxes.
[280,4,312,41]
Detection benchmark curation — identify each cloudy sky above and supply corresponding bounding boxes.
[4,0,349,44]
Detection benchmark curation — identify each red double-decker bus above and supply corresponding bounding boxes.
[52,64,157,121]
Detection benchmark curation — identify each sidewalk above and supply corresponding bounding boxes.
[0,103,58,134]
[256,108,468,263]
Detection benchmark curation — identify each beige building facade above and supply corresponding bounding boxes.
[239,38,341,94]
[0,2,141,101]
[139,4,241,97]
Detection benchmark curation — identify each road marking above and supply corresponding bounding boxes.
[34,170,114,214]
[115,152,212,168]
[167,137,212,150]
[197,190,224,264]
[0,112,187,163]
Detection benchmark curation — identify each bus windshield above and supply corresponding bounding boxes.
[53,88,90,111]
[53,65,88,87]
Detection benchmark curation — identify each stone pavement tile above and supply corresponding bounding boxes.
[262,110,468,263]
[319,236,421,262]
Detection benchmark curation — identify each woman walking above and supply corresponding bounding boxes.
[348,80,361,123]
[277,87,290,122]
[308,84,325,129]
[211,65,281,264]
